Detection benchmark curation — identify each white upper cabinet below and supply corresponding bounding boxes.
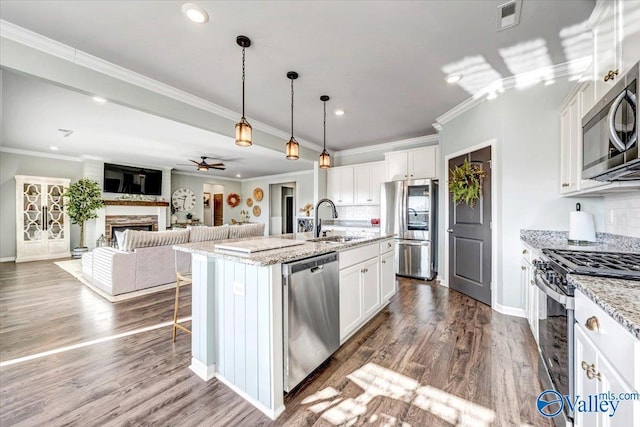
[591,0,640,101]
[354,162,383,205]
[327,166,354,206]
[560,96,580,194]
[384,146,439,181]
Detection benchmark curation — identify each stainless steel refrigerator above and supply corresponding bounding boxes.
[381,179,438,280]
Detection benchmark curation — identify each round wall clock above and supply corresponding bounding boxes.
[172,187,196,211]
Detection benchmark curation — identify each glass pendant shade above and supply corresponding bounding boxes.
[286,137,299,160]
[198,165,208,171]
[319,149,331,168]
[235,117,252,147]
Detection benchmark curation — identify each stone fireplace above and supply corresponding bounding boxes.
[105,215,158,241]
[88,200,169,250]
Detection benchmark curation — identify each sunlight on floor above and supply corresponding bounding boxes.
[302,363,496,426]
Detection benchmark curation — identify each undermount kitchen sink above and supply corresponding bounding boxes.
[308,235,365,243]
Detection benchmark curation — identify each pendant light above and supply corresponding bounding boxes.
[319,95,331,169]
[285,71,299,160]
[235,35,252,147]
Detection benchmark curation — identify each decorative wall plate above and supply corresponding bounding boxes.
[252,205,261,217]
[226,193,240,207]
[253,188,263,201]
[246,198,253,207]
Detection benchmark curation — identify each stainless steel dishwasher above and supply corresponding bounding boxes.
[282,252,339,392]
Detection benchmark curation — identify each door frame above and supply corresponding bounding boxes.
[442,138,498,311]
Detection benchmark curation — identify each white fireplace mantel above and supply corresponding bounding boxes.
[85,202,168,249]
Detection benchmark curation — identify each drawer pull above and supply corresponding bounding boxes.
[604,69,619,82]
[585,316,600,332]
[387,242,392,248]
[530,280,535,286]
[581,361,602,381]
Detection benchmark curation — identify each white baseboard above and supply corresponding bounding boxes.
[0,257,16,263]
[214,373,285,420]
[493,303,526,318]
[189,357,216,381]
[436,275,448,287]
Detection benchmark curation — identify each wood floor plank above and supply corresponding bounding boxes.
[1,260,554,426]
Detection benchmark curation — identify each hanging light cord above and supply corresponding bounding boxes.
[241,46,246,119]
[323,100,327,149]
[290,78,294,138]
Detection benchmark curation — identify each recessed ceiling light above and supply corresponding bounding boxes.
[50,146,59,151]
[445,73,463,84]
[334,109,345,116]
[236,174,242,178]
[92,96,107,103]
[182,3,209,23]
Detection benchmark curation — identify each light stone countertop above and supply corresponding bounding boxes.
[520,230,640,253]
[568,274,640,340]
[174,233,394,267]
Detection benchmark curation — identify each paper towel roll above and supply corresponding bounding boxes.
[569,211,596,243]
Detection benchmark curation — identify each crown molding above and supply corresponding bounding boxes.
[334,134,439,157]
[0,20,324,153]
[434,57,591,129]
[171,170,242,182]
[241,168,314,182]
[587,0,609,29]
[0,146,83,162]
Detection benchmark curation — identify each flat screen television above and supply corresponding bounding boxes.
[103,163,162,195]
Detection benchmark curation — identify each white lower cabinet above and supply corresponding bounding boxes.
[380,251,396,302]
[521,251,539,344]
[339,239,395,343]
[339,264,364,340]
[362,258,380,319]
[574,289,640,427]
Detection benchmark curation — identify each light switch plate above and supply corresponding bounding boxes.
[233,281,245,297]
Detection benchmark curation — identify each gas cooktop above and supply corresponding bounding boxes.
[542,249,640,280]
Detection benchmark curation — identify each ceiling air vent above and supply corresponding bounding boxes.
[497,0,522,31]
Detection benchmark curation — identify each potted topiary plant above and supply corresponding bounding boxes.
[63,178,104,257]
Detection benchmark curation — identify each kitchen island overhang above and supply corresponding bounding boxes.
[174,233,395,420]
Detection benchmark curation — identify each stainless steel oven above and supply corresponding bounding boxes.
[532,259,575,425]
[582,61,639,181]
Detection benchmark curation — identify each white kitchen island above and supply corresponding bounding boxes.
[174,233,395,419]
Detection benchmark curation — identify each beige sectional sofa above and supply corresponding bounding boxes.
[82,223,265,297]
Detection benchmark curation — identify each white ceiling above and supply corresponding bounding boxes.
[0,70,313,178]
[0,0,595,153]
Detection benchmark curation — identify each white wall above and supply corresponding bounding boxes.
[241,170,315,235]
[0,151,83,259]
[438,76,605,310]
[171,172,242,225]
[603,193,640,238]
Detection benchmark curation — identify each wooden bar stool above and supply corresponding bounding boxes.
[173,252,192,342]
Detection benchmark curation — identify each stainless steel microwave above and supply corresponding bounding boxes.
[582,61,639,181]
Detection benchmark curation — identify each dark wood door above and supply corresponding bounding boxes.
[213,194,223,226]
[448,146,492,305]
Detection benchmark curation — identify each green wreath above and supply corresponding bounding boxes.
[448,159,487,208]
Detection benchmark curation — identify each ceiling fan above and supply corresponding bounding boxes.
[179,156,226,172]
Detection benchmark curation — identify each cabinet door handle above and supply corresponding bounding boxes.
[521,266,526,271]
[530,280,535,286]
[581,361,602,381]
[604,69,619,82]
[522,249,527,254]
[585,316,600,332]
[561,183,570,188]
[382,260,386,264]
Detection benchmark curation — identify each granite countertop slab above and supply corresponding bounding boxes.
[568,274,640,340]
[174,233,394,266]
[520,230,640,253]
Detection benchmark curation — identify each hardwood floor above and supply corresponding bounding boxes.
[0,261,552,426]
[0,259,191,361]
